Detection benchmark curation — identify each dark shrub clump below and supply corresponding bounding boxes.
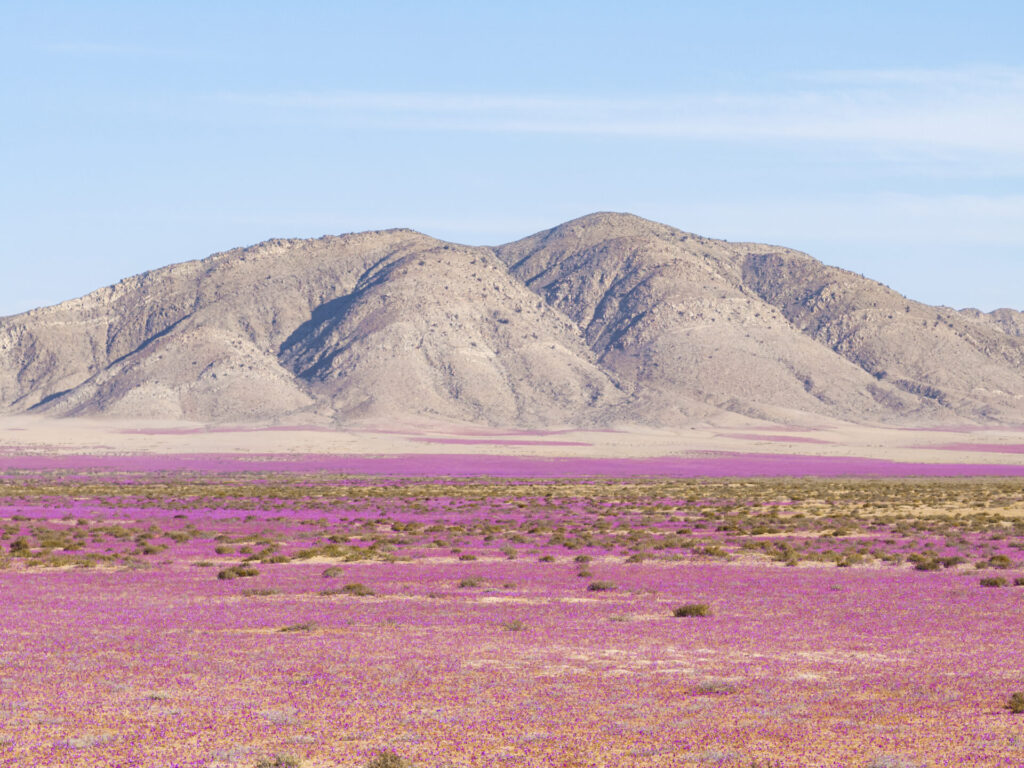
[673,603,712,618]
[980,577,1008,588]
[366,750,412,768]
[341,582,375,596]
[217,565,259,580]
[1007,692,1024,714]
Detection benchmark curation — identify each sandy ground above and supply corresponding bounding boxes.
[1,415,1023,466]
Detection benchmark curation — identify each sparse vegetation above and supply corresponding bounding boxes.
[365,750,412,768]
[1006,692,1024,714]
[279,622,317,633]
[341,582,375,596]
[673,602,712,617]
[5,469,1024,765]
[980,577,1008,588]
[255,755,301,768]
[217,565,260,580]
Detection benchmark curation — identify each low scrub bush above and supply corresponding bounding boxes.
[1006,692,1024,714]
[692,677,737,695]
[341,582,375,596]
[279,622,317,633]
[587,580,615,592]
[673,603,712,618]
[256,755,301,768]
[365,751,412,768]
[217,565,259,580]
[976,554,1014,570]
[9,537,30,555]
[980,577,1008,587]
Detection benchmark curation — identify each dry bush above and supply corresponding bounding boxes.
[366,750,412,768]
[279,622,317,633]
[341,582,375,596]
[1007,692,1024,714]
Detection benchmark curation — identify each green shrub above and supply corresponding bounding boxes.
[587,581,615,592]
[1007,692,1024,713]
[977,554,1014,570]
[980,577,1008,587]
[260,554,291,564]
[217,565,259,580]
[673,603,712,618]
[9,537,30,554]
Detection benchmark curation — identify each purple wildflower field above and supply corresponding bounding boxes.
[1,455,1023,767]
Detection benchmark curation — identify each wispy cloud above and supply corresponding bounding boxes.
[218,67,1024,154]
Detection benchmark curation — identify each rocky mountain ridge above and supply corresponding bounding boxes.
[2,212,1022,426]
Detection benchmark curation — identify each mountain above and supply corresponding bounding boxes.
[1,212,1022,427]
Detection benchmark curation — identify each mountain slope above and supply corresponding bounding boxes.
[740,248,1024,420]
[496,213,928,423]
[1,213,1021,426]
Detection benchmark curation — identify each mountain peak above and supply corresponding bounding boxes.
[1,215,1022,427]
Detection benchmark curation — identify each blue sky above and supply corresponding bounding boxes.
[2,1,1023,315]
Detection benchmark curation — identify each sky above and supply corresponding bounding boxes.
[2,1,1023,315]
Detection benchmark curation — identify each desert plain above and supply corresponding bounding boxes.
[1,418,1023,767]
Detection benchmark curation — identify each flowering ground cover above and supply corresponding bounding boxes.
[4,452,1024,477]
[1,465,1023,766]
